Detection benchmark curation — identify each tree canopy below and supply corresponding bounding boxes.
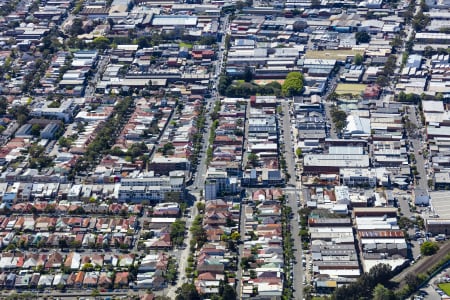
[282,72,304,97]
[421,240,439,255]
[332,264,393,300]
[330,107,347,135]
[355,31,371,44]
[175,283,201,300]
[354,53,364,65]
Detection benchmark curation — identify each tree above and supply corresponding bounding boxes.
[330,107,348,134]
[327,91,338,101]
[243,65,253,82]
[282,72,304,97]
[355,31,371,44]
[354,53,364,65]
[332,264,392,300]
[423,46,435,58]
[170,219,186,247]
[405,272,421,290]
[230,231,240,241]
[421,241,439,255]
[222,284,237,300]
[31,124,41,136]
[376,75,390,87]
[175,283,201,300]
[412,11,430,32]
[137,36,150,48]
[296,147,302,158]
[196,202,205,213]
[92,36,111,50]
[248,153,259,166]
[373,284,396,300]
[70,18,84,36]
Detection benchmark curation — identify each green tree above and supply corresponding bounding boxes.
[327,91,338,101]
[421,241,439,255]
[222,284,237,300]
[248,153,259,166]
[412,11,430,32]
[354,53,364,65]
[296,147,302,158]
[282,72,304,97]
[175,283,201,300]
[243,65,253,82]
[170,219,186,247]
[330,107,348,134]
[376,75,390,87]
[196,202,205,213]
[355,31,371,44]
[92,36,111,50]
[137,36,150,48]
[31,124,41,136]
[373,284,396,300]
[230,231,240,241]
[70,18,84,36]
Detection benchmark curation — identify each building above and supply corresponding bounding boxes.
[118,172,185,203]
[340,168,377,187]
[149,157,191,176]
[414,188,429,206]
[303,154,370,174]
[204,168,238,200]
[30,99,77,123]
[40,123,60,140]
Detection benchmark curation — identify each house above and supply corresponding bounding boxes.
[83,271,99,287]
[45,251,64,269]
[98,272,113,288]
[114,271,129,287]
[38,274,54,287]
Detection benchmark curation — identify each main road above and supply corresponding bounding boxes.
[280,100,304,300]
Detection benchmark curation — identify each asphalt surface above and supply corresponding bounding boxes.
[281,101,304,300]
[407,105,428,191]
[236,203,246,297]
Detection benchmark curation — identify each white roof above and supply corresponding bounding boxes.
[345,115,371,134]
[152,16,197,26]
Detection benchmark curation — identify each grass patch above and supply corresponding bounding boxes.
[179,42,193,49]
[305,50,364,60]
[439,283,450,296]
[335,83,366,95]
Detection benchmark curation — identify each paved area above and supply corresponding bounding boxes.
[281,100,304,300]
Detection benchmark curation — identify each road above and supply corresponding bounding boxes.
[281,101,304,300]
[236,202,247,297]
[407,105,428,191]
[84,55,109,97]
[10,289,144,299]
[162,203,199,299]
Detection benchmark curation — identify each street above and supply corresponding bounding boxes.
[281,100,304,300]
[407,105,428,191]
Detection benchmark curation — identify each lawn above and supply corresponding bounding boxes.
[335,83,366,95]
[439,283,450,295]
[304,49,364,60]
[179,42,193,49]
